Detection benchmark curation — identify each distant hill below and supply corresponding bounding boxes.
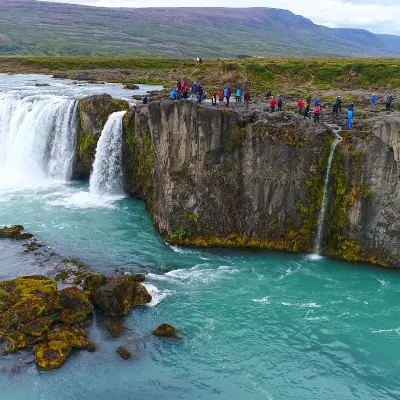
[1,0,400,58]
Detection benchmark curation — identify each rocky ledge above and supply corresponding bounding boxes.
[0,226,177,371]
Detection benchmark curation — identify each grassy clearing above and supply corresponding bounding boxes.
[1,57,400,94]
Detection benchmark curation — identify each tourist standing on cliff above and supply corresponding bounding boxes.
[244,90,250,109]
[270,96,277,112]
[181,81,189,99]
[336,96,342,112]
[347,109,353,129]
[236,87,242,103]
[277,95,284,111]
[191,82,199,100]
[332,101,339,116]
[386,93,393,111]
[370,94,377,108]
[304,103,310,119]
[170,88,178,100]
[265,90,271,100]
[224,87,231,107]
[298,98,305,114]
[314,104,321,123]
[212,92,217,106]
[314,97,319,107]
[218,90,224,104]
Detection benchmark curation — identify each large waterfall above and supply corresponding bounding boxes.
[0,93,77,188]
[89,111,126,196]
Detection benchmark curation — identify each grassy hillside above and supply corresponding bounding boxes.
[2,57,400,94]
[0,1,400,58]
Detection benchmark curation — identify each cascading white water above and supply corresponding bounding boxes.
[314,130,343,255]
[89,111,126,196]
[0,92,77,188]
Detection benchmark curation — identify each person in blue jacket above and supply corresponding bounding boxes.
[277,95,283,111]
[314,97,319,106]
[347,109,353,129]
[236,87,242,103]
[170,89,177,100]
[370,94,377,107]
[191,82,199,99]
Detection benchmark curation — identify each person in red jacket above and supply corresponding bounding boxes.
[181,81,189,99]
[218,90,224,103]
[298,98,305,114]
[314,104,321,123]
[270,96,277,112]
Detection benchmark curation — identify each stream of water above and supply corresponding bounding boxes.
[0,77,400,400]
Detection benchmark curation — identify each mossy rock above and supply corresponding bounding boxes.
[35,341,72,371]
[93,276,135,316]
[131,274,146,283]
[153,324,178,337]
[58,286,94,316]
[4,330,27,353]
[59,309,88,325]
[0,225,33,240]
[107,320,123,337]
[116,346,132,360]
[20,317,54,337]
[47,325,91,350]
[7,297,46,325]
[83,273,108,293]
[132,283,152,306]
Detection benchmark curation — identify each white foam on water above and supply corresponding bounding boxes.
[148,264,239,285]
[141,282,174,307]
[306,254,324,261]
[252,296,270,304]
[372,327,400,334]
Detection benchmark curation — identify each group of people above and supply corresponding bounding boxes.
[212,87,250,107]
[370,93,393,111]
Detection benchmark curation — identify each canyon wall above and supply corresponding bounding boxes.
[75,97,400,267]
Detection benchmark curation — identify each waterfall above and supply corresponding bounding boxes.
[89,111,126,196]
[0,93,77,188]
[314,130,343,255]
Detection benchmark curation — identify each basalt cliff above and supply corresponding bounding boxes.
[75,96,400,268]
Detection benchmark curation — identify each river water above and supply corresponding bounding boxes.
[0,76,400,400]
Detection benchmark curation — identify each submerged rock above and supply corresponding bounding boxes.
[116,346,132,360]
[0,225,33,240]
[153,324,178,337]
[107,320,123,337]
[123,83,139,90]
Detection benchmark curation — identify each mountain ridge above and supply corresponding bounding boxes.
[0,1,399,57]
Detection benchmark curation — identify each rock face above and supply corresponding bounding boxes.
[73,96,400,267]
[325,115,400,266]
[73,94,129,180]
[122,100,330,254]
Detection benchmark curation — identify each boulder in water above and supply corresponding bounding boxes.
[133,283,152,306]
[153,324,178,337]
[107,320,123,337]
[58,287,94,323]
[35,341,72,370]
[0,225,33,240]
[93,276,135,316]
[116,346,132,360]
[123,83,139,90]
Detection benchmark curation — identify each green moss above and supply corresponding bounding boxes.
[224,127,246,152]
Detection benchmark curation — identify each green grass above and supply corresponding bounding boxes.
[2,57,400,94]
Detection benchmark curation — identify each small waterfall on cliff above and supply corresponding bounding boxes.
[89,111,126,196]
[314,129,343,255]
[0,93,77,187]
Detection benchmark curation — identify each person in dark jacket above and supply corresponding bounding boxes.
[307,95,312,105]
[244,90,250,109]
[332,101,339,116]
[386,93,393,111]
[336,96,342,112]
[277,95,283,111]
[304,103,310,119]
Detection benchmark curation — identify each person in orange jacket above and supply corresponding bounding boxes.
[270,96,277,112]
[298,98,305,114]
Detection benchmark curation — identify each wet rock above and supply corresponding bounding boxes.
[52,72,68,79]
[107,320,122,337]
[35,341,72,370]
[131,273,146,283]
[4,331,27,353]
[58,286,94,317]
[93,276,135,316]
[132,283,152,306]
[35,83,50,87]
[153,324,178,337]
[83,273,107,293]
[0,225,33,240]
[124,83,139,90]
[20,317,54,337]
[116,346,132,360]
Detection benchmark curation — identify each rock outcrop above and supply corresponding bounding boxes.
[73,94,129,180]
[73,96,400,267]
